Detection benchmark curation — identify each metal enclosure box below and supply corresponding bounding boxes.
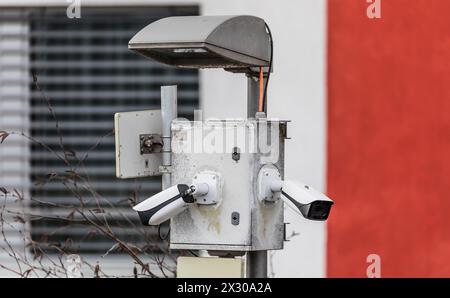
[114,110,162,178]
[170,119,287,251]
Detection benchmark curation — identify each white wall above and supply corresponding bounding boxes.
[199,0,328,277]
[0,0,328,277]
[0,10,31,277]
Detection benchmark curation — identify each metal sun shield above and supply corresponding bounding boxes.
[128,15,270,72]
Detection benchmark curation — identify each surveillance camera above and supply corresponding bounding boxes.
[133,178,214,226]
[271,180,334,221]
[133,184,196,226]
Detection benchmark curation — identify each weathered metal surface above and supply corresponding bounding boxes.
[161,85,177,190]
[128,16,270,71]
[114,110,162,178]
[170,119,285,251]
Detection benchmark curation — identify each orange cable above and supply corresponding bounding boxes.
[259,67,264,112]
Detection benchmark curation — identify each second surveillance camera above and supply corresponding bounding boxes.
[279,181,334,221]
[268,180,334,221]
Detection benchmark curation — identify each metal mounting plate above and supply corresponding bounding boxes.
[192,171,222,205]
[115,110,162,178]
[257,164,281,202]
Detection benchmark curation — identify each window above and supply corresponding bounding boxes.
[28,7,199,254]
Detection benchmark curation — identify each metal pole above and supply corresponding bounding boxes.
[161,85,177,190]
[246,75,268,278]
[247,76,259,118]
[246,251,268,278]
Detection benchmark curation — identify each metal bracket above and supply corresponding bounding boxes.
[140,134,163,154]
[283,222,290,242]
[257,164,282,202]
[192,171,221,205]
[280,121,290,140]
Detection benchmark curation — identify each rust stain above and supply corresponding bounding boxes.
[198,205,222,234]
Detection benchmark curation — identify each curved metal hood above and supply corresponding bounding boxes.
[128,15,270,72]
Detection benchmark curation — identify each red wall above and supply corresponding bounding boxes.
[327,0,450,277]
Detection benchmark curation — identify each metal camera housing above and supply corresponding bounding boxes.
[133,184,195,226]
[279,181,334,221]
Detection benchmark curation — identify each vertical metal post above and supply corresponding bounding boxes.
[247,74,268,118]
[246,75,268,278]
[246,251,268,278]
[161,85,177,190]
[247,76,259,118]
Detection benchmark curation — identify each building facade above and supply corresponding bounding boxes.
[0,0,328,277]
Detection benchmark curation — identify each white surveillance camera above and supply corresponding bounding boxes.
[271,180,334,221]
[133,173,216,226]
[133,184,195,226]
